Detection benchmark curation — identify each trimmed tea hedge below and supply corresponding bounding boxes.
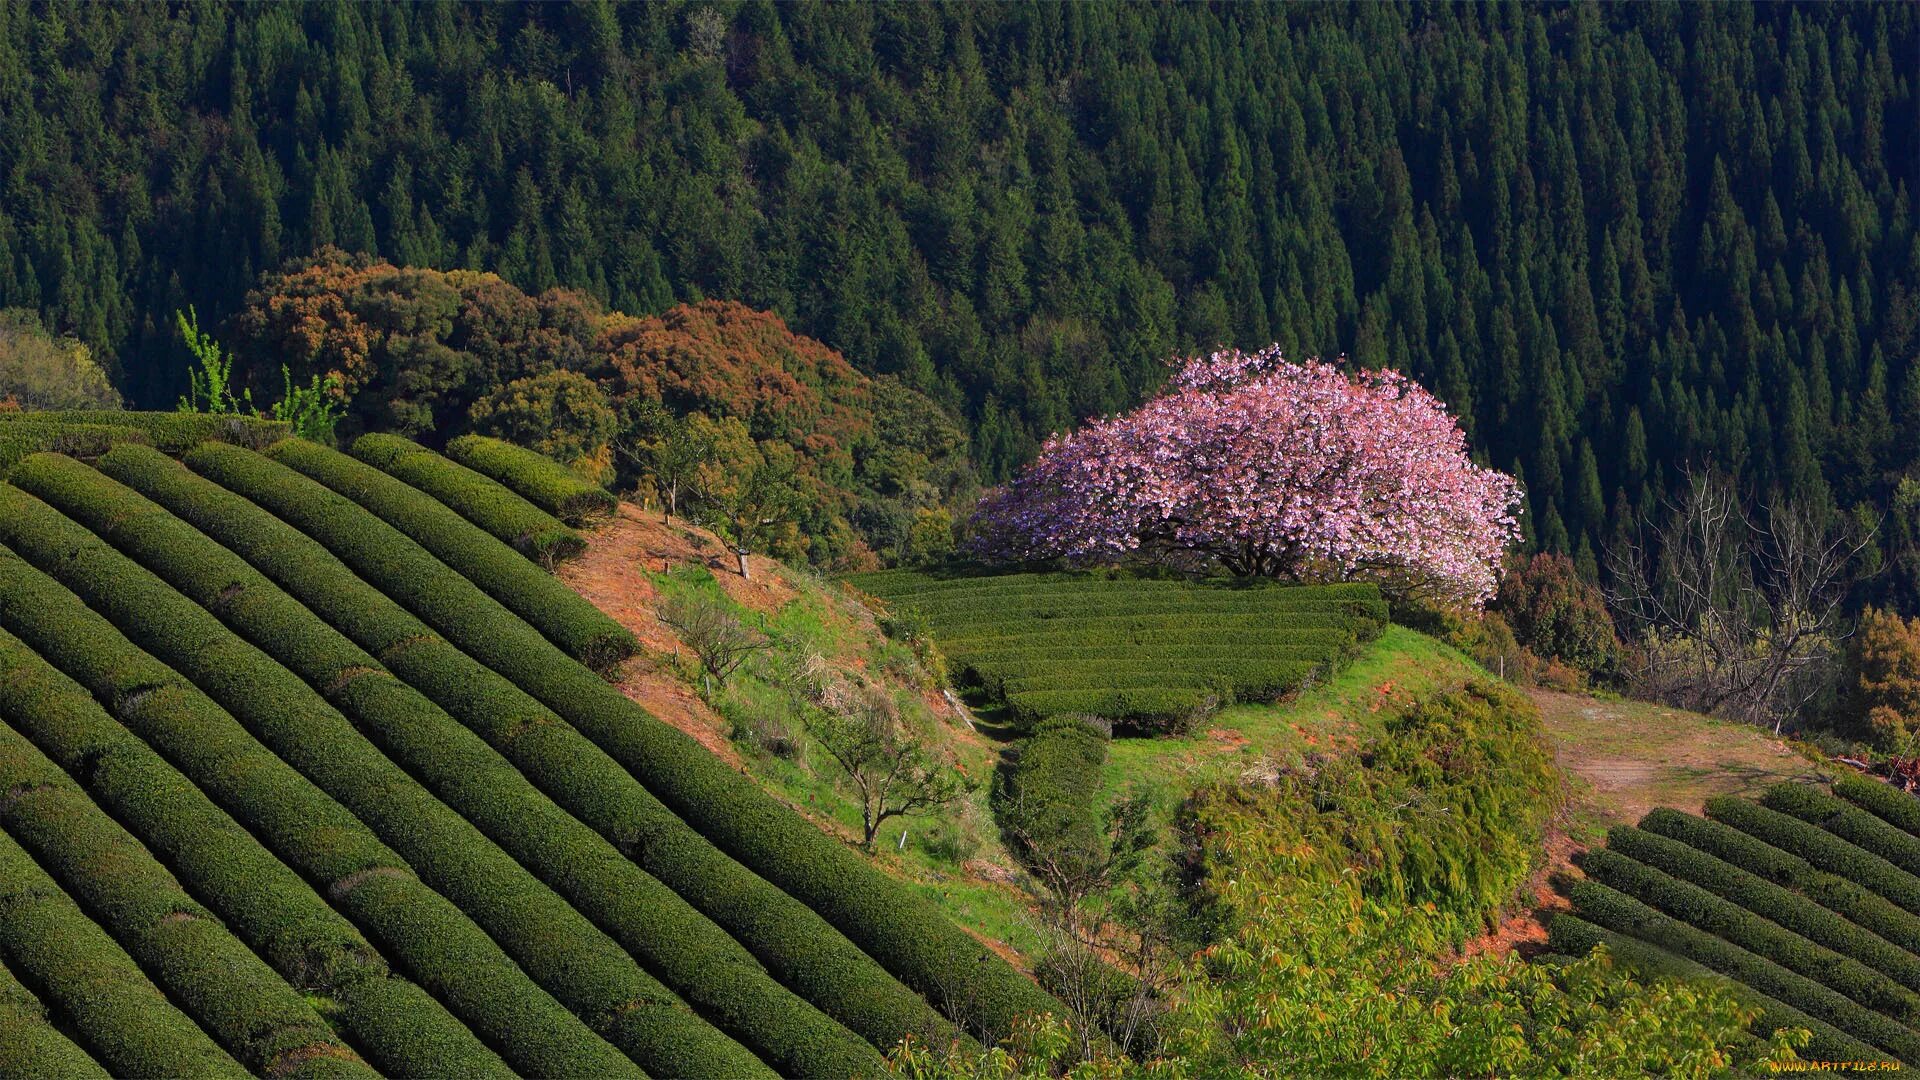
[352,433,585,567]
[0,409,289,454]
[0,526,630,1080]
[1007,687,1213,730]
[0,723,371,1077]
[995,716,1107,880]
[1705,796,1920,918]
[0,827,247,1079]
[47,450,860,1080]
[269,438,635,671]
[1761,782,1920,882]
[0,952,109,1079]
[446,433,618,524]
[1566,878,1920,1061]
[190,443,1067,1043]
[1836,775,1920,843]
[1580,846,1920,1022]
[1609,825,1920,993]
[0,421,151,471]
[1547,913,1882,1063]
[853,569,1380,729]
[1641,808,1920,956]
[176,442,976,1052]
[0,462,731,1080]
[0,624,512,1080]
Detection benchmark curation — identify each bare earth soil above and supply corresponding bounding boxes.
[1530,688,1829,831]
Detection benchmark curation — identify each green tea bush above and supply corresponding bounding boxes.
[995,716,1108,882]
[0,421,150,471]
[0,951,109,1079]
[1608,825,1920,993]
[447,433,618,524]
[1761,782,1920,881]
[147,443,965,1054]
[1704,796,1920,918]
[0,828,246,1079]
[268,438,636,671]
[1835,774,1920,841]
[0,724,369,1076]
[0,511,636,1080]
[1580,847,1920,1021]
[39,451,864,1080]
[352,433,585,567]
[1007,687,1214,732]
[190,444,1067,1043]
[1641,808,1920,955]
[1567,879,1920,1060]
[0,409,289,450]
[1547,914,1880,1063]
[1,459,749,1080]
[0,625,509,1078]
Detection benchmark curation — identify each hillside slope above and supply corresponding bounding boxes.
[0,438,1062,1078]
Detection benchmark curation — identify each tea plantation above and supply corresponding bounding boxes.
[847,570,1388,732]
[0,423,1061,1078]
[1553,776,1920,1065]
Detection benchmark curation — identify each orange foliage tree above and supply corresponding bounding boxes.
[1842,608,1920,749]
[229,255,972,569]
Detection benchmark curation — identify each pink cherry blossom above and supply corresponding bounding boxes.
[966,346,1524,605]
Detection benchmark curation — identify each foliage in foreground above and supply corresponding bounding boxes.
[891,861,1798,1079]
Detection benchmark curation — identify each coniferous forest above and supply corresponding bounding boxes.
[0,2,1915,603]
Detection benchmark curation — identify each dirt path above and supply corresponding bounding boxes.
[1530,687,1829,833]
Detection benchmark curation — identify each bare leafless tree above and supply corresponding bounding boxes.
[806,681,966,850]
[657,590,773,698]
[1607,468,1869,732]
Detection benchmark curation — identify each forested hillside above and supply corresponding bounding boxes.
[0,3,1914,589]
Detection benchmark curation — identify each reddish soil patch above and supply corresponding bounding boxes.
[1454,828,1581,963]
[555,502,806,764]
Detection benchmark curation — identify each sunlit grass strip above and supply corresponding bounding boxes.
[270,438,635,671]
[0,624,509,1079]
[1548,913,1881,1063]
[0,468,693,1080]
[161,443,964,1055]
[1641,808,1920,958]
[51,451,840,1080]
[0,723,369,1077]
[352,434,585,567]
[445,433,618,524]
[0,953,110,1079]
[190,441,1063,1042]
[0,827,245,1078]
[0,526,620,1080]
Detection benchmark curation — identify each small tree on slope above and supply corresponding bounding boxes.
[966,346,1524,605]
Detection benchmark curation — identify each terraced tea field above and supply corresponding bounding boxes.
[1553,776,1920,1066]
[848,570,1387,731]
[0,425,1059,1078]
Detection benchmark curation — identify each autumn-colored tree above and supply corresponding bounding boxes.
[1841,608,1920,749]
[1495,553,1623,677]
[969,347,1524,605]
[467,369,620,483]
